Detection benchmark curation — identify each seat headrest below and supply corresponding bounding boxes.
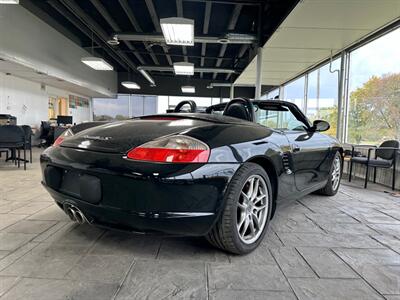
[223,102,251,121]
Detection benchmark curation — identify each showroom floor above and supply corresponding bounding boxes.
[0,149,399,300]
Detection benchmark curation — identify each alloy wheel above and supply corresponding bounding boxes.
[236,175,269,244]
[331,156,341,191]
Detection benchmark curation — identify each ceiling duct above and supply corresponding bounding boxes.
[110,33,257,45]
[137,66,237,74]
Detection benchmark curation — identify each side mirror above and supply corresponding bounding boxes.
[312,120,330,132]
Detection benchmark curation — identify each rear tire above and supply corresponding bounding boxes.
[206,163,272,254]
[317,152,342,196]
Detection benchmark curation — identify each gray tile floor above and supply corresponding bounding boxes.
[1,149,400,299]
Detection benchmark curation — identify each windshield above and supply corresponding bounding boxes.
[254,103,308,131]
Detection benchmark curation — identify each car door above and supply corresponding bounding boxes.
[274,105,331,192]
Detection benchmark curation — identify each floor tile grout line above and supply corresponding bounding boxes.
[294,199,316,214]
[268,247,300,300]
[0,241,41,273]
[0,219,61,239]
[369,235,400,256]
[62,229,108,280]
[155,238,163,260]
[111,259,136,300]
[294,247,319,279]
[304,214,328,234]
[330,248,385,298]
[376,209,400,222]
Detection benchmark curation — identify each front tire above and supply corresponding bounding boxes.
[317,152,342,196]
[206,163,272,254]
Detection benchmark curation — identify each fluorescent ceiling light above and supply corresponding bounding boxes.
[81,57,113,71]
[138,69,156,86]
[181,86,195,93]
[160,17,194,46]
[0,0,19,3]
[173,62,194,75]
[121,81,140,89]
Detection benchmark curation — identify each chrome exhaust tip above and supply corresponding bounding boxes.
[65,207,76,221]
[74,210,86,224]
[64,204,88,224]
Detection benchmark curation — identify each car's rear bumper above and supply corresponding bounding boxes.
[40,146,240,236]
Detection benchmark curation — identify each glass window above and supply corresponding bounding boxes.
[347,28,400,144]
[254,103,307,131]
[266,88,280,99]
[283,76,305,110]
[306,58,340,137]
[168,96,212,112]
[93,95,129,121]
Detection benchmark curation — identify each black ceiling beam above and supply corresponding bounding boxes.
[47,0,128,71]
[225,43,249,80]
[212,3,243,80]
[183,0,262,5]
[200,1,212,78]
[144,0,173,66]
[118,0,160,65]
[89,0,146,65]
[57,0,139,73]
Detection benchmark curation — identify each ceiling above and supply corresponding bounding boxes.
[20,0,299,95]
[235,0,400,87]
[0,59,109,97]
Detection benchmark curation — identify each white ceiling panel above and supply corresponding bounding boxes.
[236,0,400,86]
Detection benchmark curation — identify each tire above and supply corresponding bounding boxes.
[206,162,272,254]
[317,152,342,196]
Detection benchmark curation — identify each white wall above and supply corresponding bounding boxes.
[0,5,117,97]
[0,72,92,127]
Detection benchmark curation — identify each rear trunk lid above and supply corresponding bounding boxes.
[60,114,245,153]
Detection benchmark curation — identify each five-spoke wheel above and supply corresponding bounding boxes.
[206,162,272,254]
[237,175,269,245]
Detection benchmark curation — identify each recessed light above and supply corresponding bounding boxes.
[181,86,195,93]
[160,17,194,46]
[121,81,140,89]
[173,62,194,75]
[81,57,113,71]
[0,0,19,4]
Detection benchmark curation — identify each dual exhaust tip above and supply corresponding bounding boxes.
[64,204,88,224]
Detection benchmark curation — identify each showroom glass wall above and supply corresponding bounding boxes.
[92,94,157,121]
[346,28,400,144]
[93,95,229,120]
[264,25,400,143]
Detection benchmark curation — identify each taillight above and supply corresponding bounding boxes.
[126,135,210,163]
[53,129,74,147]
[53,136,64,147]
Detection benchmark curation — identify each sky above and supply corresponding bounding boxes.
[349,28,400,91]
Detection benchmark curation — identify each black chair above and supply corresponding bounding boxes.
[21,125,33,163]
[39,121,52,147]
[0,125,27,170]
[349,140,399,190]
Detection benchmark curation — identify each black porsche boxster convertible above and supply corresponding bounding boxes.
[41,98,342,254]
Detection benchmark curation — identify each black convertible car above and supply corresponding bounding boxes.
[41,98,342,254]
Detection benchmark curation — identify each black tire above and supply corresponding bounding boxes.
[206,162,272,254]
[317,152,342,196]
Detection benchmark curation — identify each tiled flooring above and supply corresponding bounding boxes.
[1,149,400,299]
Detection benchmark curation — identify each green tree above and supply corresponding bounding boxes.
[348,73,400,144]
